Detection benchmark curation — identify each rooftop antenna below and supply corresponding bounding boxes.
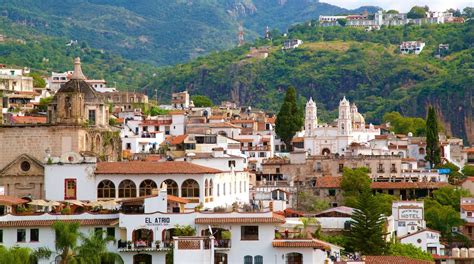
[238,22,245,47]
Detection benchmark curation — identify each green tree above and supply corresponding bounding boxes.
[28,72,47,88]
[337,18,347,26]
[75,230,124,264]
[425,106,441,168]
[0,246,32,264]
[296,190,330,212]
[275,87,303,149]
[463,7,474,18]
[424,199,465,242]
[38,96,53,112]
[347,191,387,255]
[388,242,433,261]
[383,112,426,136]
[53,221,81,264]
[436,162,465,184]
[375,193,398,216]
[407,6,428,19]
[149,106,170,116]
[341,167,371,207]
[191,95,213,107]
[295,217,319,238]
[429,186,470,211]
[462,165,474,176]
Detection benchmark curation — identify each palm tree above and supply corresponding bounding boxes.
[52,221,123,264]
[0,245,32,264]
[76,230,124,264]
[296,217,319,238]
[52,221,81,264]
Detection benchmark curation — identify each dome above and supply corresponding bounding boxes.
[55,57,98,101]
[352,112,365,124]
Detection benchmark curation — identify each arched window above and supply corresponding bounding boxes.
[139,179,157,197]
[244,256,253,264]
[97,180,115,199]
[286,252,303,264]
[254,255,263,264]
[205,179,209,197]
[162,179,178,196]
[118,180,136,198]
[181,179,199,198]
[209,179,213,197]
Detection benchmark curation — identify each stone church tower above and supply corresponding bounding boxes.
[48,58,108,127]
[304,97,317,137]
[337,96,352,136]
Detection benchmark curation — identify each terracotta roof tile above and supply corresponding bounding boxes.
[316,176,342,188]
[209,122,240,129]
[162,135,187,145]
[195,214,285,224]
[267,117,276,124]
[272,240,329,250]
[291,137,304,143]
[461,204,474,211]
[167,195,189,204]
[0,218,118,228]
[169,110,186,115]
[95,161,222,175]
[208,116,225,120]
[371,182,448,189]
[140,120,172,126]
[11,116,47,124]
[231,120,255,124]
[364,256,433,264]
[0,196,28,206]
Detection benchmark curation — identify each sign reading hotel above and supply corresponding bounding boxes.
[399,208,423,220]
[145,217,171,226]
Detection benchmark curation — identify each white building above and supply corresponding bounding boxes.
[0,66,33,92]
[304,97,381,156]
[400,41,426,55]
[44,155,249,210]
[399,229,444,255]
[283,39,303,50]
[391,201,425,238]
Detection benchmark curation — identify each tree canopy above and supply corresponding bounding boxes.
[388,243,433,261]
[275,87,304,149]
[191,95,214,107]
[347,190,387,255]
[407,6,429,19]
[383,112,426,136]
[426,106,441,168]
[341,167,371,206]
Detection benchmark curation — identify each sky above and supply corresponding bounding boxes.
[320,0,472,12]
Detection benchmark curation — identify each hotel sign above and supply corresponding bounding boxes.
[145,217,171,226]
[399,208,423,220]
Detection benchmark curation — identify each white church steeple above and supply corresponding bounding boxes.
[305,97,317,137]
[338,96,352,136]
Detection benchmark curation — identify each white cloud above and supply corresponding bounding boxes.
[320,0,472,12]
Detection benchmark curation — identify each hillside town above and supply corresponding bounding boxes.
[0,3,473,264]
[0,55,473,264]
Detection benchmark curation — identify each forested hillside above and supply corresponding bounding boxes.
[0,0,376,65]
[147,22,474,144]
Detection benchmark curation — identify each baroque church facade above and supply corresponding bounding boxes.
[0,58,121,199]
[303,96,381,156]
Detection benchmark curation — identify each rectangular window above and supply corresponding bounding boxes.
[30,229,39,242]
[228,160,236,168]
[107,227,115,238]
[259,152,265,158]
[241,226,259,240]
[338,164,344,173]
[468,212,473,217]
[276,168,280,174]
[88,110,96,125]
[95,227,103,237]
[0,230,3,243]
[64,179,77,200]
[17,229,26,242]
[328,189,336,196]
[398,222,406,227]
[126,143,131,150]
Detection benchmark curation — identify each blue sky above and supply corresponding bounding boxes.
[321,0,472,12]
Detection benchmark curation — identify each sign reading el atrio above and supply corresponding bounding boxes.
[145,217,171,226]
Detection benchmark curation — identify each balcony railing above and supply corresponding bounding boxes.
[377,169,385,173]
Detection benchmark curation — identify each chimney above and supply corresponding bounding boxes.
[70,57,86,80]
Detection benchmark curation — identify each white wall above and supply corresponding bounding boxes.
[44,163,96,201]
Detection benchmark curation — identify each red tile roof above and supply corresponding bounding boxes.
[231,119,255,124]
[461,204,474,211]
[140,120,172,126]
[209,122,240,128]
[195,214,285,224]
[168,195,189,204]
[292,137,304,143]
[0,218,118,227]
[370,182,448,189]
[95,161,222,175]
[10,116,47,124]
[316,176,342,188]
[364,256,433,264]
[162,135,187,145]
[463,147,474,153]
[272,239,329,250]
[208,116,225,120]
[0,196,28,206]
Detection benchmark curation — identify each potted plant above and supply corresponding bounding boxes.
[155,240,161,249]
[127,240,132,249]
